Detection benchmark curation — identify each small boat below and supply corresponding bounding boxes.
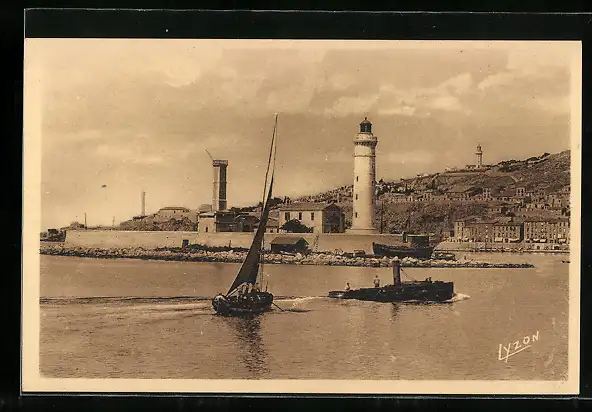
[328,260,454,303]
[432,251,456,261]
[212,115,279,316]
[372,242,435,259]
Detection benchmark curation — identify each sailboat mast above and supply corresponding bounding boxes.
[258,114,279,286]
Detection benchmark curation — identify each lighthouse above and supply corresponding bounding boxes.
[348,117,378,234]
[476,144,483,168]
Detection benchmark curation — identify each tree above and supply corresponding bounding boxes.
[281,219,313,233]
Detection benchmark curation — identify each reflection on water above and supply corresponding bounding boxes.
[390,303,400,321]
[225,315,269,376]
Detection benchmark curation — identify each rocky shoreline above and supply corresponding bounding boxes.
[39,244,535,269]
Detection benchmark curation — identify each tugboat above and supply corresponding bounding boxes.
[212,115,279,316]
[328,260,454,302]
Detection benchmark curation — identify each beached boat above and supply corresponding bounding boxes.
[372,242,435,259]
[328,260,454,303]
[211,115,279,316]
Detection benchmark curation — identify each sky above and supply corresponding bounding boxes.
[25,39,579,230]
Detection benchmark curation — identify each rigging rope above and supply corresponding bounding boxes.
[399,267,418,282]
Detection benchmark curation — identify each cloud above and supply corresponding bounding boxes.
[324,94,380,117]
[427,95,466,112]
[95,144,164,165]
[477,72,516,91]
[326,72,356,91]
[387,150,435,165]
[437,72,473,95]
[378,105,416,116]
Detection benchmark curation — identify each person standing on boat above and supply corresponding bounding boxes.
[373,275,380,288]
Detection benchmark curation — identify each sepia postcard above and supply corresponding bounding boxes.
[22,38,581,395]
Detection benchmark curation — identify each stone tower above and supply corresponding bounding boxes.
[476,144,483,168]
[348,117,378,234]
[212,159,228,212]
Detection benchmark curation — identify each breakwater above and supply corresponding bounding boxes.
[40,244,535,269]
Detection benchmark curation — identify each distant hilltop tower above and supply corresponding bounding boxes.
[348,117,378,234]
[212,159,228,212]
[476,144,483,168]
[141,190,146,216]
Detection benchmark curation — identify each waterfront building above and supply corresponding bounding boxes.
[348,117,378,234]
[270,236,309,254]
[523,217,569,244]
[493,220,524,243]
[278,202,345,234]
[197,210,237,234]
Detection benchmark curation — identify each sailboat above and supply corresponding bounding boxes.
[212,115,279,316]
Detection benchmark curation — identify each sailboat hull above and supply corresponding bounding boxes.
[212,292,274,316]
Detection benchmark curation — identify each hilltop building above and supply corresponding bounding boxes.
[156,206,197,222]
[348,117,378,234]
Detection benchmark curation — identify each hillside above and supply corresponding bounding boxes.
[298,150,571,235]
[118,217,197,232]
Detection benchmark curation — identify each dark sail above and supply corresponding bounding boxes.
[225,115,278,295]
[226,176,274,295]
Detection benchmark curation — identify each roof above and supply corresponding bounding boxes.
[523,217,569,223]
[270,236,308,245]
[493,220,522,226]
[470,218,499,225]
[266,218,279,228]
[454,215,481,223]
[159,206,191,211]
[279,202,339,212]
[448,184,477,193]
[495,189,515,197]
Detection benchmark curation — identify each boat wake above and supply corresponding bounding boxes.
[40,295,322,316]
[390,292,471,305]
[40,296,213,305]
[447,292,471,303]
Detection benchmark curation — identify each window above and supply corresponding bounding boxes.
[311,212,315,221]
[355,194,358,200]
[356,176,359,182]
[355,212,358,218]
[285,212,290,221]
[298,212,303,220]
[205,227,208,233]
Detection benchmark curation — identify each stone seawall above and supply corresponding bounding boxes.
[65,230,417,254]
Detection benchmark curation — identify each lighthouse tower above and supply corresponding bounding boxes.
[348,117,378,234]
[476,144,483,168]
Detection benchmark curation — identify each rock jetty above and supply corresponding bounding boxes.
[39,244,535,269]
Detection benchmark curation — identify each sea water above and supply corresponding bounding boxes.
[39,252,569,380]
